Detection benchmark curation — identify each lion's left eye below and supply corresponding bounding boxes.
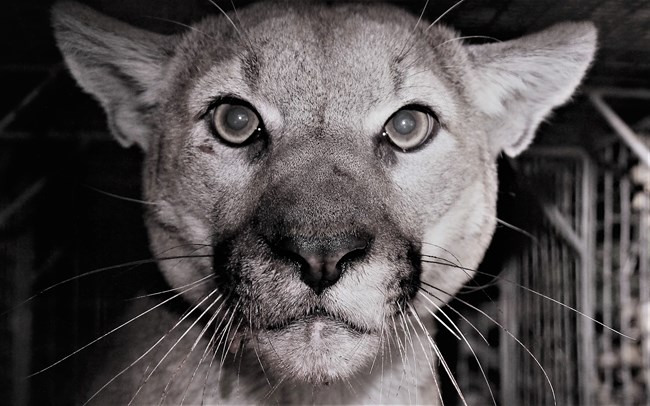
[383,108,439,151]
[211,102,261,145]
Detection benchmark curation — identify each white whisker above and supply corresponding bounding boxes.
[417,292,462,340]
[425,0,466,32]
[82,288,219,405]
[398,305,418,404]
[421,302,496,406]
[85,185,161,205]
[422,260,634,340]
[496,217,537,240]
[29,276,212,377]
[421,287,490,345]
[128,290,223,405]
[160,296,228,405]
[433,285,558,406]
[406,303,445,406]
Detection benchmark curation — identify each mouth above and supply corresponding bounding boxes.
[265,306,372,335]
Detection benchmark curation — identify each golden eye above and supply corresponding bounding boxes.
[383,108,439,151]
[211,102,261,145]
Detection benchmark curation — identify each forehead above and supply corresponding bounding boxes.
[187,2,460,129]
[248,5,411,114]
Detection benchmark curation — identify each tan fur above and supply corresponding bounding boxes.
[53,1,596,404]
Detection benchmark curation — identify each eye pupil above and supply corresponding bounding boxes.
[392,111,416,135]
[225,106,250,131]
[383,107,439,151]
[211,102,261,145]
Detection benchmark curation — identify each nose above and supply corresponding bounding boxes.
[278,234,371,294]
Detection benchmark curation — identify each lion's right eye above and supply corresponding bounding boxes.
[211,102,261,145]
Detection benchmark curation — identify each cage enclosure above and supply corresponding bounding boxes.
[0,0,649,405]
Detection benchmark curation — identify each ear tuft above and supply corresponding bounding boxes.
[467,22,597,157]
[52,1,173,150]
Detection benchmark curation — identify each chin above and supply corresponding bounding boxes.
[255,317,381,383]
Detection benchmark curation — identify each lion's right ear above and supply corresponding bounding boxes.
[52,1,174,150]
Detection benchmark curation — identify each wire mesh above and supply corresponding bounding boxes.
[594,141,650,405]
[455,141,649,405]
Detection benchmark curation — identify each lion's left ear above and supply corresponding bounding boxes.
[467,22,597,157]
[52,1,175,150]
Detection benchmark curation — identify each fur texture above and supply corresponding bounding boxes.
[52,1,596,404]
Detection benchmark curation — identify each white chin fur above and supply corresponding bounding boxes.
[255,318,381,383]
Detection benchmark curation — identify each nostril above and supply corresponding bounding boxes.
[336,244,367,271]
[275,234,371,294]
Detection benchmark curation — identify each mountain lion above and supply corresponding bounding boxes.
[52,1,596,404]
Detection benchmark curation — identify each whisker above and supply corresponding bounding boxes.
[419,300,496,406]
[264,375,286,401]
[343,375,358,396]
[247,311,273,389]
[390,313,408,376]
[234,325,247,396]
[396,0,431,57]
[129,247,215,300]
[128,275,207,300]
[496,217,537,240]
[421,242,464,268]
[200,302,241,404]
[342,329,368,379]
[429,333,468,406]
[262,334,283,378]
[398,305,418,403]
[205,0,256,52]
[412,0,431,35]
[420,287,489,345]
[230,0,245,33]
[424,0,466,32]
[27,275,213,377]
[416,292,461,340]
[390,315,409,397]
[84,184,161,206]
[368,308,387,375]
[146,16,211,37]
[181,314,221,406]
[223,318,243,360]
[82,288,220,405]
[218,303,241,370]
[381,313,394,403]
[3,254,213,316]
[204,304,239,400]
[159,295,229,405]
[420,246,500,303]
[128,290,223,405]
[426,281,558,406]
[405,303,445,406]
[421,258,634,339]
[397,0,468,63]
[376,318,385,404]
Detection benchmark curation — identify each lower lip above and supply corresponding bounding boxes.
[268,315,369,335]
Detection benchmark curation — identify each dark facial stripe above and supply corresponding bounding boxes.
[389,56,405,94]
[241,51,261,92]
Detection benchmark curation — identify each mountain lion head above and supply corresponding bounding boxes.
[53,0,596,402]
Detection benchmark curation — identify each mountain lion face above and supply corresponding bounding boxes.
[53,0,596,400]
